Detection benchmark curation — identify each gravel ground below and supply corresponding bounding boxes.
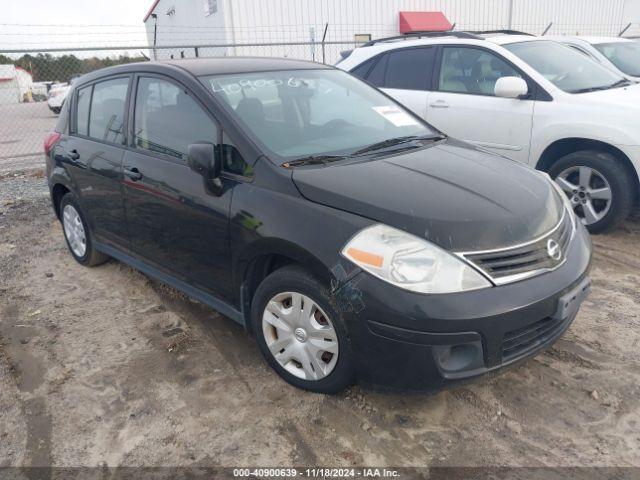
[0,172,639,472]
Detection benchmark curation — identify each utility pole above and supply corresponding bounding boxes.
[151,13,158,60]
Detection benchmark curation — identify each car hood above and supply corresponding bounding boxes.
[291,139,564,252]
[579,83,640,105]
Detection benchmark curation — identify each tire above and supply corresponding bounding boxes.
[548,150,635,233]
[251,265,354,393]
[59,193,109,267]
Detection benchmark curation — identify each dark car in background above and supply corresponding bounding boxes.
[44,58,592,393]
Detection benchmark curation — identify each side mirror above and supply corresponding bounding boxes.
[494,76,529,98]
[187,142,220,179]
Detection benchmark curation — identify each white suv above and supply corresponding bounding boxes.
[337,31,640,232]
[548,36,640,82]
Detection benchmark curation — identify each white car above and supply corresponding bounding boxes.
[47,83,70,114]
[337,31,640,232]
[548,36,640,82]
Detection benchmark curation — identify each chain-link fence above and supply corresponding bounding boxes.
[2,19,640,175]
[0,38,369,174]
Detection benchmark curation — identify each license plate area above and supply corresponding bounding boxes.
[552,277,591,321]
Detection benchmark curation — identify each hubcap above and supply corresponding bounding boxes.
[555,166,612,226]
[62,204,87,257]
[262,291,339,381]
[294,328,308,343]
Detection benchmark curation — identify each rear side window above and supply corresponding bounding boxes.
[352,48,435,90]
[384,47,435,90]
[75,86,91,136]
[366,54,388,87]
[350,57,377,79]
[134,77,218,160]
[88,78,128,143]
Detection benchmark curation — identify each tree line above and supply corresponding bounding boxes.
[0,53,148,83]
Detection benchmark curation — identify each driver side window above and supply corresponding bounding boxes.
[438,47,521,96]
[134,77,217,160]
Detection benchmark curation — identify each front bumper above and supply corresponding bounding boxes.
[338,221,593,390]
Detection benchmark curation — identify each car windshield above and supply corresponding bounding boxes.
[200,69,436,162]
[505,40,625,93]
[594,41,640,76]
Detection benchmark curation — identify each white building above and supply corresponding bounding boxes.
[143,0,640,63]
[0,65,33,105]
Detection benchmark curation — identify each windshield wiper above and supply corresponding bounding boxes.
[284,154,349,167]
[571,79,632,93]
[352,134,445,156]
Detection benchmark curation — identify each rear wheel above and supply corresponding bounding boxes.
[251,266,354,393]
[59,193,109,267]
[549,150,634,233]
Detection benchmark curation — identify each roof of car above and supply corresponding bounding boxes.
[75,56,331,86]
[484,34,547,45]
[354,33,546,51]
[571,36,635,45]
[160,57,331,76]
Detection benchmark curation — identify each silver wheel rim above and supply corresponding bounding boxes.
[62,204,87,257]
[262,291,339,381]
[555,166,612,226]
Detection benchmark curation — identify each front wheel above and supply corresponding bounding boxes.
[251,266,354,393]
[549,150,634,233]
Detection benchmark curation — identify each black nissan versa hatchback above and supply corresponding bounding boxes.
[44,58,592,393]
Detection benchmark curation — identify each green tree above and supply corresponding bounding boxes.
[2,53,148,82]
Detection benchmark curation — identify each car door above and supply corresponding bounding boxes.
[63,76,130,244]
[351,47,436,119]
[427,45,534,164]
[122,74,238,302]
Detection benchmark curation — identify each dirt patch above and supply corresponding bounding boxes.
[0,177,639,467]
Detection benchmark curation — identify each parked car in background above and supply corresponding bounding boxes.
[548,36,640,82]
[44,58,591,393]
[338,31,640,232]
[47,82,70,114]
[32,81,54,102]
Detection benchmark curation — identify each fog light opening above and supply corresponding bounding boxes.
[435,342,483,373]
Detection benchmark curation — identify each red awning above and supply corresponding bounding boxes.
[399,11,452,34]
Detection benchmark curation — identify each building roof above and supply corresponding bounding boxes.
[0,64,17,81]
[398,11,451,34]
[143,0,161,22]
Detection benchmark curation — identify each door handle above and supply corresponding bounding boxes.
[429,100,449,108]
[67,149,80,160]
[124,167,142,181]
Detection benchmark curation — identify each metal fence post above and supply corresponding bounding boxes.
[321,23,329,64]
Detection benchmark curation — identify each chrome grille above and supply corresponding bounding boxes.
[461,211,574,285]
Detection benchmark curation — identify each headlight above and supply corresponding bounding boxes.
[540,172,577,228]
[341,224,491,294]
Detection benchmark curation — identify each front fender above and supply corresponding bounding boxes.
[531,121,640,168]
[229,182,372,311]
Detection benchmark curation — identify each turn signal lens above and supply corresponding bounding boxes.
[345,247,384,268]
[341,224,491,294]
[43,132,61,156]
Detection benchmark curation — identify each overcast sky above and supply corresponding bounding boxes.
[2,0,151,53]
